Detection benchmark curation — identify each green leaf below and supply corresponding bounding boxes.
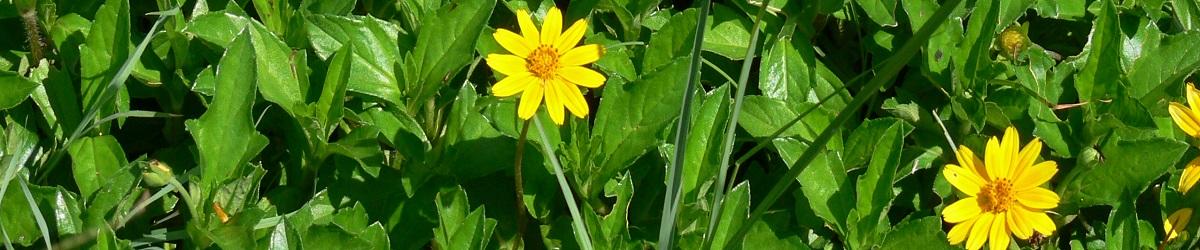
[433,185,497,249]
[0,184,82,247]
[759,36,848,110]
[778,139,852,234]
[305,14,404,104]
[1033,0,1085,19]
[701,4,753,60]
[709,181,750,249]
[1129,32,1200,100]
[0,71,38,111]
[402,0,496,103]
[1074,0,1122,101]
[315,43,353,136]
[185,13,307,115]
[642,9,697,71]
[737,96,833,141]
[856,0,899,26]
[682,84,730,201]
[185,29,269,190]
[1059,137,1187,211]
[849,119,911,249]
[1105,192,1138,250]
[1172,0,1200,31]
[588,58,688,197]
[66,135,127,199]
[79,0,131,127]
[879,216,954,249]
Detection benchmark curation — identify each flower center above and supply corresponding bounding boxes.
[979,179,1014,213]
[527,45,559,80]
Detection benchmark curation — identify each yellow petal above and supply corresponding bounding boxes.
[486,54,529,76]
[555,20,588,52]
[560,44,603,66]
[984,136,1009,180]
[558,66,606,88]
[967,212,994,250]
[944,197,983,223]
[541,7,562,45]
[1166,208,1193,241]
[1013,161,1057,191]
[1182,157,1200,194]
[492,73,535,97]
[948,216,977,245]
[544,79,565,125]
[515,9,540,46]
[1010,138,1042,177]
[988,213,1011,250]
[1188,83,1200,114]
[517,83,543,120]
[944,164,985,195]
[957,145,989,181]
[1007,208,1033,239]
[1169,102,1200,138]
[494,29,535,57]
[556,79,589,118]
[1016,188,1059,209]
[1025,209,1056,235]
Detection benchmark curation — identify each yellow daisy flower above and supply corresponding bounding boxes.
[486,7,606,125]
[942,127,1060,250]
[1169,83,1200,194]
[1165,208,1192,242]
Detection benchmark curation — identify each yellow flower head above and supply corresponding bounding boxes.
[1182,157,1200,194]
[1165,208,1193,242]
[486,7,606,125]
[1169,83,1200,194]
[1170,83,1200,138]
[942,127,1060,250]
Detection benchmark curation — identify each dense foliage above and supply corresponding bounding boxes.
[2,0,1200,249]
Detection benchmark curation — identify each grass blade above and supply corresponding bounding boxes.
[36,5,179,182]
[16,178,51,249]
[534,116,593,250]
[703,0,771,247]
[91,110,182,131]
[658,0,713,247]
[722,0,964,247]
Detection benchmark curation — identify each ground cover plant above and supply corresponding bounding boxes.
[2,0,1200,249]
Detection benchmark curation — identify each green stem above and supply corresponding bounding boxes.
[722,0,964,247]
[703,0,770,247]
[659,0,713,247]
[512,119,532,249]
[533,116,593,250]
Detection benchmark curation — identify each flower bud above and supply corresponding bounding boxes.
[141,159,174,188]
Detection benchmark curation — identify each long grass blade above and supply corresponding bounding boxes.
[16,178,51,249]
[0,119,37,249]
[534,116,593,250]
[91,110,182,131]
[36,5,180,182]
[658,0,713,247]
[722,0,964,247]
[702,0,771,247]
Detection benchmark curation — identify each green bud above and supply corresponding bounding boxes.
[142,159,174,188]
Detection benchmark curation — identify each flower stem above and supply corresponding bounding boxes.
[533,116,593,250]
[511,118,532,249]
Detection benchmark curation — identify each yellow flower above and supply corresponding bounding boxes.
[1170,83,1200,194]
[1169,83,1200,138]
[1182,157,1200,194]
[486,7,605,125]
[1165,208,1192,242]
[942,127,1060,250]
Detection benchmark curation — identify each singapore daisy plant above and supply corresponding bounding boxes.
[942,127,1060,250]
[486,7,605,125]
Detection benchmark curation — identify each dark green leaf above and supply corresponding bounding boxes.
[0,71,38,110]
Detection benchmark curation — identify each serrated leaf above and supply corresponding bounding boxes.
[403,0,496,103]
[185,30,269,189]
[66,135,126,199]
[1059,138,1187,211]
[306,14,404,103]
